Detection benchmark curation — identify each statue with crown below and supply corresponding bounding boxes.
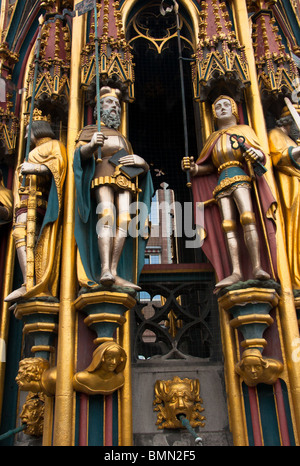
[73,84,153,293]
[5,108,67,303]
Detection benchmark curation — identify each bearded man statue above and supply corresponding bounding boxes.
[73,85,153,292]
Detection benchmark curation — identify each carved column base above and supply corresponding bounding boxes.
[73,290,136,396]
[218,287,278,351]
[14,300,59,360]
[218,287,283,386]
[14,300,59,398]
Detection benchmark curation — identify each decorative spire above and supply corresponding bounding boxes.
[81,0,134,102]
[192,0,250,102]
[0,41,19,161]
[247,0,299,107]
[25,1,72,122]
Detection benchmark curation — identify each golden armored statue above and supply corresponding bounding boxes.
[268,104,300,290]
[5,110,67,302]
[182,95,276,290]
[73,85,152,291]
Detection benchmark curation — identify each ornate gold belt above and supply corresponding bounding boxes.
[213,175,252,197]
[217,161,243,174]
[91,174,136,193]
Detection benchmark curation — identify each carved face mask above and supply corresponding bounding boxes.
[165,383,196,421]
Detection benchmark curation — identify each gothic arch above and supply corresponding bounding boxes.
[120,0,199,46]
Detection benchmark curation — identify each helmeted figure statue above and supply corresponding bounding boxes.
[5,111,67,302]
[182,95,277,290]
[268,104,300,290]
[73,85,153,291]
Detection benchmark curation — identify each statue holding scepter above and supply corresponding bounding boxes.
[73,84,153,291]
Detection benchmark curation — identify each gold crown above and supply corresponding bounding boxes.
[24,108,51,126]
[99,86,122,101]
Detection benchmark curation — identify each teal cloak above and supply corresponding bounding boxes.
[73,148,154,288]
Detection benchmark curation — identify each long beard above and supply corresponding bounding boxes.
[100,108,121,129]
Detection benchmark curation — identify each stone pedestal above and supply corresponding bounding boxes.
[74,291,136,346]
[218,287,278,352]
[73,290,136,446]
[218,286,283,387]
[15,300,59,360]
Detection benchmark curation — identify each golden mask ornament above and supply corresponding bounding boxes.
[20,391,45,437]
[153,376,205,429]
[73,341,127,395]
[15,357,56,396]
[235,348,283,387]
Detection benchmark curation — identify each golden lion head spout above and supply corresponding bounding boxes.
[153,376,205,429]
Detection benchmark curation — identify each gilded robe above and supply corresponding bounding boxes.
[14,138,67,299]
[268,127,300,289]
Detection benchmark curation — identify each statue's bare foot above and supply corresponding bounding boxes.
[215,273,242,289]
[114,275,141,291]
[100,270,115,287]
[253,267,270,281]
[5,285,27,302]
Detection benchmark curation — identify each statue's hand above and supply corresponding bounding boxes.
[119,154,148,170]
[90,132,108,150]
[20,162,40,174]
[244,147,263,163]
[181,156,197,176]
